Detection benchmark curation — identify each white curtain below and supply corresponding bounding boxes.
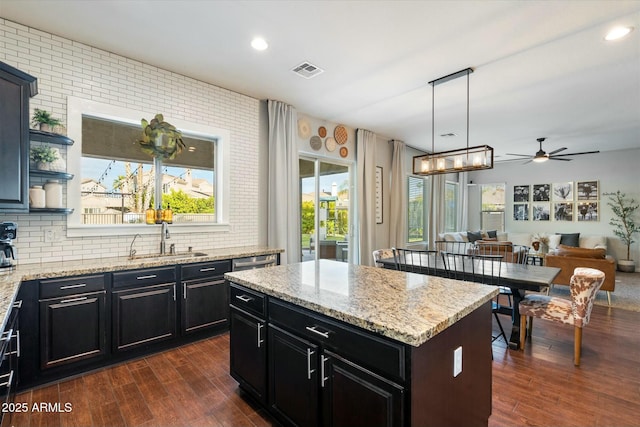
[356,129,377,266]
[389,140,406,248]
[267,100,300,265]
[428,174,446,249]
[458,171,469,231]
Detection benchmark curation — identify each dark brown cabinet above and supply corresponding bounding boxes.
[40,292,106,369]
[39,274,107,370]
[112,266,177,352]
[181,260,231,334]
[0,61,37,212]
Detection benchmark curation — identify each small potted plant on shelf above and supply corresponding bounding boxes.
[31,108,63,132]
[30,145,59,171]
[606,190,639,272]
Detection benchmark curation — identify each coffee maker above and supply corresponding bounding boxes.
[0,222,17,268]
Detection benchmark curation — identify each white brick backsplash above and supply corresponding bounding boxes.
[1,18,261,264]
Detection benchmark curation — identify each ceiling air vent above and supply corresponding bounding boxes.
[291,61,324,79]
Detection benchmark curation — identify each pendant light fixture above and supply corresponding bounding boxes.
[413,67,493,175]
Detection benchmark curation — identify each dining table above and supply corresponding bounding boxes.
[377,253,561,349]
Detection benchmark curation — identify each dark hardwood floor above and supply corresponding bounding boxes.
[8,304,640,427]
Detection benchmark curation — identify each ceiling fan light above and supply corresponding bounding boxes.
[533,155,548,163]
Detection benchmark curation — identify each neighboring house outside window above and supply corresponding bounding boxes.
[480,183,505,232]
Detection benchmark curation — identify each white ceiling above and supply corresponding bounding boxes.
[2,1,640,161]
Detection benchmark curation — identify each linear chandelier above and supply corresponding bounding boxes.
[413,68,493,175]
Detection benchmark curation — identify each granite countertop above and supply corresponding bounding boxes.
[225,259,499,347]
[0,246,282,334]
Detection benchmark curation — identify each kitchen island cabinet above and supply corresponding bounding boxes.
[226,260,499,427]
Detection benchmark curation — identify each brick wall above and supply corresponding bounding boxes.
[0,18,262,264]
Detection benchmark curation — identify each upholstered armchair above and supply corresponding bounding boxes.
[519,267,605,366]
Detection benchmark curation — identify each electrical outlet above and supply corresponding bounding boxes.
[43,226,63,243]
[453,346,462,377]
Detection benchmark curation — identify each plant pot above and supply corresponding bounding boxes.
[39,123,52,132]
[37,161,53,171]
[617,259,635,273]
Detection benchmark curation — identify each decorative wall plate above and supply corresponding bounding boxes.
[325,137,336,152]
[298,119,311,139]
[318,126,327,138]
[334,125,348,145]
[310,135,322,151]
[339,146,348,158]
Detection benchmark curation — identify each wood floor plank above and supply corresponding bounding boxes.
[129,365,169,402]
[29,383,60,427]
[112,382,154,426]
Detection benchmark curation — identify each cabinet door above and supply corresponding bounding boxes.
[269,325,319,427]
[0,66,30,212]
[322,351,404,427]
[229,308,266,404]
[40,292,106,369]
[182,278,228,333]
[113,283,176,352]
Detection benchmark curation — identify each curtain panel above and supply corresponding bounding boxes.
[267,100,300,264]
[356,129,377,266]
[389,140,406,248]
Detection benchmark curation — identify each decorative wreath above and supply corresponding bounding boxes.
[137,114,185,160]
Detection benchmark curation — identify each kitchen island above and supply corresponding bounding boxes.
[225,259,499,427]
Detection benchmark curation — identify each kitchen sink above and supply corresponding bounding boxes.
[128,251,209,261]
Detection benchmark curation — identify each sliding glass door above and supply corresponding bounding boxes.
[300,157,352,262]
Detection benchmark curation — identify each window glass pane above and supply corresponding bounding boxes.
[408,176,425,242]
[481,183,505,232]
[80,116,215,225]
[444,181,458,232]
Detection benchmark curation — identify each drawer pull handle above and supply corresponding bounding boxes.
[235,294,253,303]
[199,267,217,272]
[60,297,88,304]
[183,283,187,299]
[0,371,13,389]
[321,355,329,388]
[305,326,330,339]
[60,283,87,290]
[136,275,157,280]
[257,323,264,348]
[307,348,315,380]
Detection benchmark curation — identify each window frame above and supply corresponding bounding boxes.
[66,96,230,237]
[444,180,459,233]
[407,174,429,244]
[480,182,506,232]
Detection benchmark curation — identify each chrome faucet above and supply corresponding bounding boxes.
[160,221,170,254]
[129,233,141,258]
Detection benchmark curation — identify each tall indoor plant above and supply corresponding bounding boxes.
[606,190,639,272]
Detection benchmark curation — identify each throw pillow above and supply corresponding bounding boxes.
[487,230,498,238]
[547,234,561,251]
[467,230,483,243]
[557,232,580,247]
[555,244,606,259]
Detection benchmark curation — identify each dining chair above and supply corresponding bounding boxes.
[473,254,509,344]
[440,251,476,282]
[372,248,395,268]
[519,267,605,366]
[393,248,438,275]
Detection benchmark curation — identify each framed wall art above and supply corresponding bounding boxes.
[514,204,529,221]
[577,180,599,200]
[553,202,574,221]
[513,185,530,202]
[577,201,598,221]
[532,202,550,221]
[552,182,573,201]
[532,184,550,201]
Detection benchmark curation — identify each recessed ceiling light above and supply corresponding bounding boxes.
[604,26,633,41]
[251,37,268,51]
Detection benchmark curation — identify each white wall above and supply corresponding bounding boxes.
[467,148,640,263]
[0,18,265,264]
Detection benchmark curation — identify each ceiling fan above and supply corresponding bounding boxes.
[506,137,600,164]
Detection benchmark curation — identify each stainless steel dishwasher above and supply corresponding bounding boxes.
[232,254,278,271]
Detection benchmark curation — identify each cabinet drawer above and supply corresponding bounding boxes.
[113,266,176,288]
[269,299,405,382]
[181,260,231,281]
[230,283,266,318]
[40,274,105,299]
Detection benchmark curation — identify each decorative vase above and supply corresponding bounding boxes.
[618,259,635,273]
[39,123,52,132]
[37,161,52,171]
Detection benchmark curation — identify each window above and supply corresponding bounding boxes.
[408,176,428,242]
[66,97,230,236]
[444,181,459,232]
[480,183,505,232]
